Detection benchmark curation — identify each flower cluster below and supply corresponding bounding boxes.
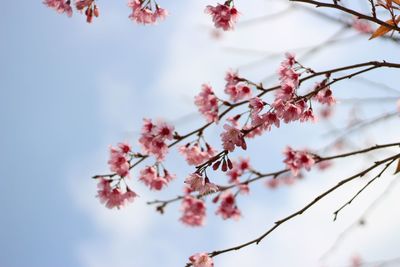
[180,142,216,166]
[215,191,241,220]
[189,253,214,267]
[43,0,73,17]
[180,195,207,226]
[96,179,138,209]
[283,146,315,176]
[75,0,99,23]
[108,143,132,177]
[220,123,247,152]
[128,0,168,25]
[139,166,175,190]
[352,18,372,33]
[314,81,336,106]
[185,173,219,195]
[139,118,175,161]
[226,157,250,183]
[195,84,220,123]
[224,70,252,102]
[205,1,239,31]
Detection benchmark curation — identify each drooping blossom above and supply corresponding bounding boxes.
[224,70,252,102]
[283,146,315,176]
[184,174,219,195]
[220,123,246,152]
[226,157,250,183]
[108,142,131,177]
[249,97,265,115]
[352,19,372,33]
[179,142,216,166]
[139,166,175,190]
[189,253,214,267]
[75,0,99,23]
[314,84,336,106]
[43,0,73,17]
[215,191,241,220]
[180,196,206,227]
[128,0,168,25]
[205,2,239,31]
[195,84,219,122]
[139,118,174,161]
[96,179,138,209]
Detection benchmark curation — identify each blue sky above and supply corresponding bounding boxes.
[1,1,400,267]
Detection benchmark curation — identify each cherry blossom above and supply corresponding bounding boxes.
[352,19,372,33]
[315,85,336,106]
[43,0,73,17]
[180,142,216,166]
[195,84,219,123]
[224,70,252,102]
[185,174,219,195]
[128,0,168,25]
[220,123,247,152]
[139,166,174,191]
[180,196,206,227]
[205,1,239,31]
[216,191,241,220]
[96,179,138,209]
[139,118,174,162]
[108,143,131,177]
[283,146,315,176]
[189,253,214,267]
[226,157,250,183]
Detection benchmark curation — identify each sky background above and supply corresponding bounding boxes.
[1,1,400,267]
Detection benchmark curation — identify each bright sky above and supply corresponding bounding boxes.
[1,1,400,267]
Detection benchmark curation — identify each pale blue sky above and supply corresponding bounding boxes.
[1,1,400,267]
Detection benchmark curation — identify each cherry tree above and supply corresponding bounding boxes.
[44,0,400,266]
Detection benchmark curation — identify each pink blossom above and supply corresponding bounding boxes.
[317,160,332,171]
[138,118,174,161]
[249,97,265,114]
[108,143,131,177]
[216,191,241,220]
[180,196,206,227]
[353,19,371,33]
[300,108,317,122]
[224,70,252,102]
[220,123,246,152]
[185,173,204,191]
[128,0,168,25]
[314,84,336,106]
[189,253,214,267]
[283,146,315,176]
[96,179,138,209]
[179,143,216,166]
[139,166,172,190]
[205,2,239,31]
[266,178,280,189]
[199,181,219,195]
[43,0,73,17]
[195,84,219,123]
[226,157,250,183]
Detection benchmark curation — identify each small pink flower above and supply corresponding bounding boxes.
[96,179,138,209]
[108,143,131,177]
[139,166,172,191]
[139,118,174,162]
[224,70,252,102]
[189,253,214,267]
[249,97,265,114]
[128,0,168,25]
[220,123,246,152]
[195,84,219,123]
[205,2,239,31]
[314,84,336,106]
[199,181,219,195]
[283,147,315,176]
[184,173,204,191]
[300,108,317,123]
[226,157,250,183]
[352,19,371,33]
[43,0,73,17]
[180,196,206,227]
[179,143,216,166]
[215,191,241,220]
